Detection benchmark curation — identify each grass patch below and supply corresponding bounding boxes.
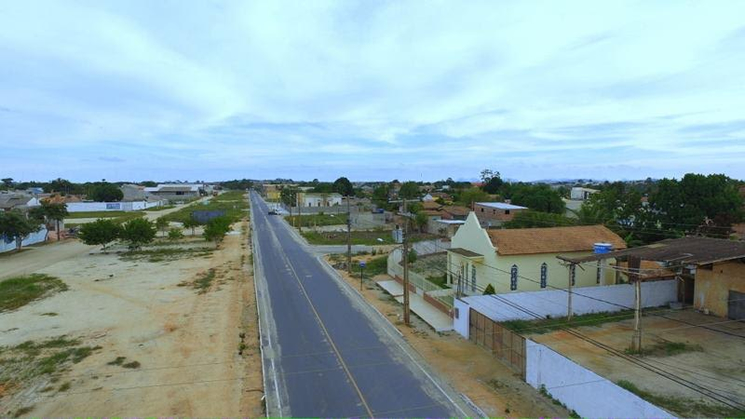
[617,379,745,417]
[502,309,667,335]
[120,246,214,263]
[107,356,126,366]
[302,230,396,245]
[0,274,68,313]
[193,269,216,293]
[143,205,175,211]
[13,406,34,417]
[625,340,703,357]
[41,312,58,316]
[66,211,131,219]
[58,381,71,392]
[162,190,247,224]
[351,255,388,278]
[286,213,348,227]
[539,385,580,418]
[122,361,141,369]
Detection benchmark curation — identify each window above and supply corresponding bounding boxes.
[471,265,477,292]
[492,209,496,214]
[596,261,602,284]
[570,264,576,286]
[505,209,510,215]
[540,263,547,288]
[510,264,518,291]
[480,207,484,212]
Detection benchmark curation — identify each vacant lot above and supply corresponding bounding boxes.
[531,310,745,417]
[161,191,247,224]
[302,229,396,245]
[285,213,348,227]
[64,211,144,227]
[0,218,262,416]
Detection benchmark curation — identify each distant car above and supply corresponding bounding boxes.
[268,210,278,215]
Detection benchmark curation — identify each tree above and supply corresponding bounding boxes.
[0,210,41,252]
[372,184,391,209]
[88,182,123,202]
[78,219,121,251]
[508,184,565,214]
[414,212,429,233]
[456,187,490,207]
[183,218,200,236]
[203,216,232,245]
[48,178,76,195]
[120,218,156,250]
[503,211,576,229]
[332,177,354,196]
[1,178,13,189]
[155,217,169,237]
[168,228,184,241]
[280,186,299,219]
[398,181,420,200]
[30,201,68,240]
[482,176,504,195]
[407,248,418,264]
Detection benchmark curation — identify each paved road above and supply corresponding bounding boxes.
[249,191,471,417]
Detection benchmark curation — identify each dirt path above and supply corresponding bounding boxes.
[0,240,95,280]
[0,219,262,416]
[330,260,569,418]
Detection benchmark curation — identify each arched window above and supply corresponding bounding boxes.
[540,263,548,288]
[471,265,477,292]
[510,264,518,291]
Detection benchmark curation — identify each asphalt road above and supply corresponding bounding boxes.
[249,191,471,417]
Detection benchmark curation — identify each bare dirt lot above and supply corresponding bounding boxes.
[531,309,745,417]
[327,254,570,418]
[0,219,262,417]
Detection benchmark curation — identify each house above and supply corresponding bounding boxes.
[441,205,469,221]
[121,184,147,201]
[473,202,528,226]
[570,187,599,201]
[447,212,626,295]
[430,219,465,238]
[561,236,745,319]
[298,192,343,207]
[0,193,40,212]
[144,184,202,202]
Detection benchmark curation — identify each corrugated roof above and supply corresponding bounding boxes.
[476,202,528,210]
[442,205,470,216]
[560,236,745,266]
[487,225,627,256]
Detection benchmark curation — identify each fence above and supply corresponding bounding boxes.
[1,227,48,253]
[468,308,526,377]
[525,340,672,418]
[67,200,164,212]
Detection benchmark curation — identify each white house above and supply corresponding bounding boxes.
[570,187,600,201]
[447,212,626,295]
[298,192,343,207]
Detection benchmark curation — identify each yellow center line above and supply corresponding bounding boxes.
[273,226,375,418]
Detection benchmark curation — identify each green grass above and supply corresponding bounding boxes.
[120,246,214,263]
[193,269,216,293]
[143,205,175,211]
[625,340,703,357]
[502,309,644,335]
[161,191,247,224]
[352,255,388,278]
[65,211,144,227]
[107,356,126,366]
[0,274,68,312]
[302,230,396,245]
[286,213,348,227]
[617,379,745,417]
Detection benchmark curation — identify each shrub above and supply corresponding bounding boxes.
[78,219,121,251]
[167,228,184,241]
[203,216,232,244]
[120,218,156,250]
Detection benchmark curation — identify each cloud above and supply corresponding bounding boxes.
[0,0,744,181]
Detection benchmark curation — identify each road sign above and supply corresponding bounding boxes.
[359,261,366,268]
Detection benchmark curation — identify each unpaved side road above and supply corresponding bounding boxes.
[0,219,262,417]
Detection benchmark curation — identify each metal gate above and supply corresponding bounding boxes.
[469,308,525,377]
[728,290,745,320]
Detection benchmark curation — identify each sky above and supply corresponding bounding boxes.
[1,0,745,183]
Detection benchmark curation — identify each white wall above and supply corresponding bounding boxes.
[525,340,673,418]
[67,201,162,212]
[0,227,48,253]
[454,279,677,325]
[453,298,471,338]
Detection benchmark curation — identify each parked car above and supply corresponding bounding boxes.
[268,209,278,215]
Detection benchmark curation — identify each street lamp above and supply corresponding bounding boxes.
[359,260,366,291]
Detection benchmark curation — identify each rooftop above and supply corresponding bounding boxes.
[560,236,745,266]
[476,202,528,210]
[487,225,627,256]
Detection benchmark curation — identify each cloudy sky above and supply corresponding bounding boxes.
[1,1,744,183]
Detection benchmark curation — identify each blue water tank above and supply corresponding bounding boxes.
[593,242,613,254]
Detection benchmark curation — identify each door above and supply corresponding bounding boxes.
[728,291,745,320]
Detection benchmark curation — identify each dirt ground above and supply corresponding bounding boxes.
[532,309,745,415]
[329,255,570,418]
[0,219,262,417]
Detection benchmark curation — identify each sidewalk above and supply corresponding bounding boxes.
[377,279,453,332]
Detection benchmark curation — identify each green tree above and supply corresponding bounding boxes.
[155,217,169,237]
[168,228,184,241]
[332,177,354,196]
[1,178,13,189]
[508,184,565,214]
[398,181,420,200]
[371,184,391,209]
[414,212,429,233]
[78,219,121,252]
[503,211,576,229]
[480,169,504,194]
[120,218,156,250]
[280,186,299,218]
[183,218,200,236]
[48,178,77,195]
[312,182,334,193]
[88,182,123,202]
[456,187,490,207]
[203,216,232,245]
[0,210,42,252]
[406,248,418,264]
[29,201,68,240]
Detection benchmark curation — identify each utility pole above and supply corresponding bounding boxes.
[346,195,352,274]
[402,198,411,326]
[567,263,574,321]
[629,256,643,353]
[297,192,301,233]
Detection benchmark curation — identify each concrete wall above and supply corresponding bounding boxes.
[67,201,161,212]
[453,298,471,338]
[525,340,672,418]
[448,213,617,295]
[0,227,48,253]
[453,280,676,326]
[694,261,745,318]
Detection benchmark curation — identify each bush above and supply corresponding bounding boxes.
[120,218,156,250]
[167,228,184,241]
[78,219,121,251]
[407,249,418,264]
[203,216,232,244]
